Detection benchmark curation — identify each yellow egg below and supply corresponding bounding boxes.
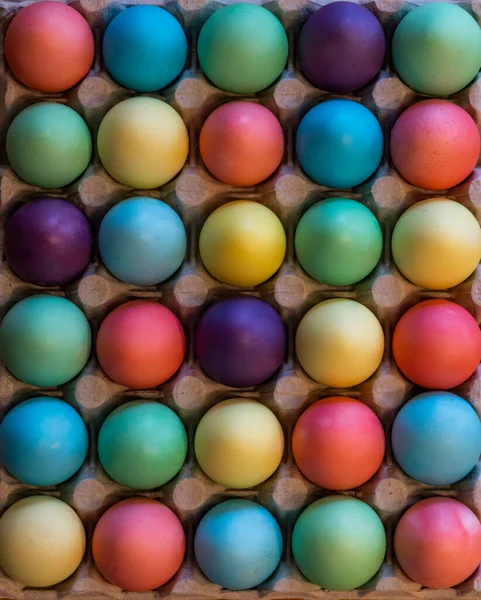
[199,200,286,287]
[194,398,284,488]
[97,97,188,189]
[392,198,481,290]
[0,496,85,587]
[295,299,384,387]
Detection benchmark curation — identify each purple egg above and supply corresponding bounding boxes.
[5,198,92,286]
[298,2,386,93]
[195,296,286,388]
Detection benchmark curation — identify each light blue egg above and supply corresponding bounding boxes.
[296,99,383,188]
[99,197,187,286]
[392,391,481,486]
[102,6,187,92]
[194,499,283,590]
[0,397,88,487]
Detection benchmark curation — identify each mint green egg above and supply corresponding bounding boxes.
[392,3,481,96]
[295,198,383,286]
[98,400,187,490]
[292,496,386,590]
[6,102,92,188]
[0,295,91,387]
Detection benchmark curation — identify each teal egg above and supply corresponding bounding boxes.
[98,400,187,490]
[6,102,92,189]
[392,3,481,96]
[295,198,383,286]
[292,496,386,590]
[0,295,91,387]
[198,4,288,94]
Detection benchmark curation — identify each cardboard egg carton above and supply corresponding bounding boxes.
[1,0,481,597]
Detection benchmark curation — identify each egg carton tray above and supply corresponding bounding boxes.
[2,0,481,598]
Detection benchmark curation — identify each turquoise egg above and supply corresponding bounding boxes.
[102,6,187,92]
[0,397,88,486]
[296,99,383,188]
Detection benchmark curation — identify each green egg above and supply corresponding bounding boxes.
[197,3,288,94]
[292,496,386,590]
[392,3,481,97]
[6,102,92,189]
[98,400,187,490]
[295,198,383,286]
[0,295,91,387]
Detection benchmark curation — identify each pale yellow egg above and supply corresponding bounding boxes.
[392,198,481,290]
[97,96,188,189]
[199,200,286,287]
[0,496,86,587]
[194,398,284,489]
[295,298,384,387]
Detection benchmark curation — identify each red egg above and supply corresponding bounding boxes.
[199,101,284,187]
[292,397,385,490]
[394,497,481,588]
[390,100,480,190]
[393,299,481,389]
[92,498,185,591]
[96,300,186,389]
[5,2,94,93]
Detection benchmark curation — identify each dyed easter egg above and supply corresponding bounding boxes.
[392,300,481,389]
[92,498,185,591]
[5,198,92,286]
[0,397,88,487]
[194,499,282,590]
[103,6,187,92]
[295,198,382,285]
[99,197,186,286]
[5,2,94,93]
[194,398,284,489]
[296,100,383,188]
[295,299,384,387]
[97,97,188,189]
[298,2,385,93]
[7,103,92,189]
[0,496,85,587]
[394,498,481,588]
[392,3,481,97]
[392,391,481,486]
[292,496,386,590]
[199,200,286,287]
[199,101,284,186]
[390,100,480,190]
[96,301,185,389]
[98,400,187,489]
[198,4,288,94]
[194,297,286,388]
[0,295,91,387]
[392,198,481,289]
[293,397,385,490]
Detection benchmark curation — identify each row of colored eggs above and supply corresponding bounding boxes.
[1,295,480,390]
[1,494,479,591]
[6,195,481,292]
[5,1,481,98]
[2,392,480,491]
[7,96,481,192]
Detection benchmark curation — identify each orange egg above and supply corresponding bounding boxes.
[199,101,284,187]
[96,300,186,389]
[5,2,94,93]
[390,100,480,190]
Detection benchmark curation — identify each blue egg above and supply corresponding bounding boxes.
[99,197,187,286]
[102,6,188,92]
[296,99,383,188]
[0,397,88,486]
[392,391,481,486]
[194,499,283,590]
